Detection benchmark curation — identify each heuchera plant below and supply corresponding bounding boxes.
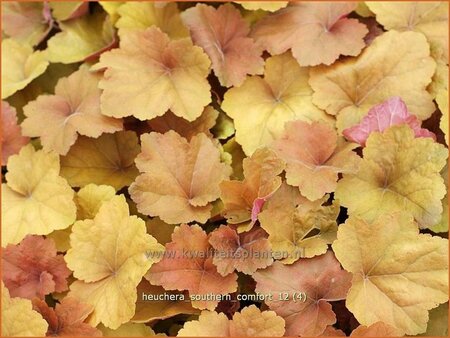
[1,1,448,337]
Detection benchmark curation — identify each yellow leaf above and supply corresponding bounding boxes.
[259,183,339,263]
[355,2,374,17]
[60,131,140,190]
[223,137,245,180]
[436,89,449,145]
[145,218,177,246]
[99,1,123,23]
[178,305,285,336]
[99,322,157,336]
[47,184,116,251]
[94,27,211,121]
[222,52,332,155]
[335,125,447,228]
[65,195,165,329]
[310,31,436,133]
[46,9,116,64]
[2,39,49,99]
[129,131,231,224]
[133,279,199,323]
[332,212,448,335]
[49,1,88,21]
[236,2,288,12]
[1,283,48,337]
[429,60,448,98]
[367,2,448,63]
[2,145,76,247]
[116,2,188,39]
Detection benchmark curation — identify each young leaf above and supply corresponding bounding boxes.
[22,66,123,155]
[2,145,76,247]
[1,101,29,165]
[335,125,447,228]
[94,27,211,121]
[2,236,71,299]
[129,131,231,224]
[222,52,332,155]
[182,3,264,87]
[60,131,140,190]
[253,251,352,336]
[251,3,368,66]
[65,195,165,329]
[332,212,448,335]
[272,120,360,201]
[178,305,285,336]
[343,97,436,146]
[220,148,284,229]
[147,224,238,310]
[32,297,101,336]
[310,31,436,133]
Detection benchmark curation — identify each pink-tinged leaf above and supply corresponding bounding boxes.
[253,251,352,336]
[209,225,273,276]
[1,101,29,165]
[182,3,264,87]
[2,235,71,299]
[146,224,238,310]
[251,197,266,224]
[343,97,436,146]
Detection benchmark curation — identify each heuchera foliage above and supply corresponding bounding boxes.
[1,1,449,337]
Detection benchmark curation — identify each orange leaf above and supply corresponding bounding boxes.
[272,120,360,201]
[182,3,264,87]
[148,106,218,141]
[22,66,123,155]
[220,148,284,228]
[1,101,29,165]
[253,251,352,336]
[209,225,273,276]
[147,224,238,310]
[2,236,71,299]
[129,131,231,224]
[251,3,368,66]
[95,27,211,121]
[32,297,101,336]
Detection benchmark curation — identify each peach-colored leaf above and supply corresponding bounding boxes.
[178,305,285,336]
[1,101,29,165]
[146,224,238,310]
[129,131,231,224]
[94,27,211,121]
[351,322,403,337]
[2,236,71,299]
[148,106,218,141]
[209,225,273,276]
[182,3,264,87]
[22,66,123,155]
[343,97,436,146]
[32,297,101,336]
[1,2,53,46]
[253,251,352,336]
[272,120,360,201]
[220,148,284,228]
[251,3,368,66]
